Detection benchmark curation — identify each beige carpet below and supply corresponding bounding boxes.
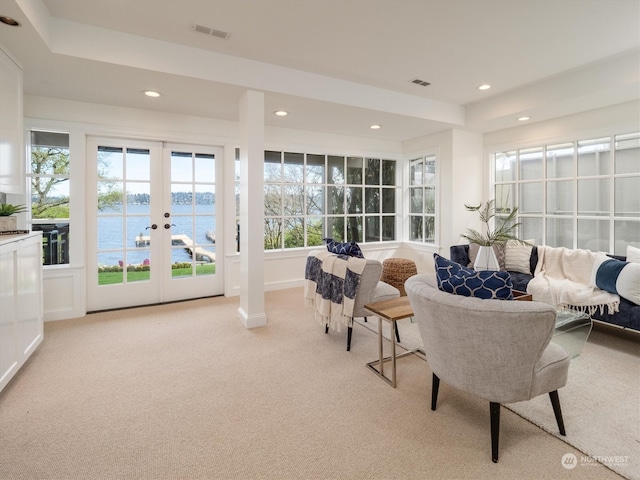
[0,287,631,480]
[357,312,640,480]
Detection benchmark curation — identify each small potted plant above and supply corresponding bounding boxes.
[461,200,525,270]
[0,203,27,232]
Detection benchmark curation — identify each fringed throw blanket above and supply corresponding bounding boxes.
[527,246,619,315]
[304,250,367,331]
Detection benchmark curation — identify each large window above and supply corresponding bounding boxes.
[493,132,639,255]
[264,151,398,249]
[408,155,436,243]
[27,131,70,265]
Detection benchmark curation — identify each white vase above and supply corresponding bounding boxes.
[0,216,17,232]
[474,245,500,271]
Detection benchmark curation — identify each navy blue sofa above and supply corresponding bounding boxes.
[450,244,640,332]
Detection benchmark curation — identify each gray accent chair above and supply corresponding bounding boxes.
[405,273,570,463]
[310,250,400,350]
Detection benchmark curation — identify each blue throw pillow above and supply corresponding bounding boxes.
[323,238,364,258]
[434,254,514,300]
[591,254,640,305]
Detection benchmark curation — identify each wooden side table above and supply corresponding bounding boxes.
[364,296,424,388]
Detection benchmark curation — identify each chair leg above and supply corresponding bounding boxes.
[347,326,353,351]
[394,322,401,343]
[325,324,329,334]
[490,402,500,463]
[431,373,440,411]
[549,390,566,436]
[364,316,367,323]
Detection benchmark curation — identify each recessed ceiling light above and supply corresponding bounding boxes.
[0,16,21,27]
[143,90,161,97]
[369,124,381,130]
[518,116,530,121]
[477,84,491,91]
[274,110,288,116]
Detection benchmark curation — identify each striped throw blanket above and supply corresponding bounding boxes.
[304,250,367,331]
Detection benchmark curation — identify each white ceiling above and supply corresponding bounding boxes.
[0,0,638,142]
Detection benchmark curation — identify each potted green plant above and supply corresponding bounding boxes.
[461,200,525,270]
[0,203,27,232]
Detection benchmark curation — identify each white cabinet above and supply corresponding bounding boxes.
[0,44,24,194]
[0,233,43,392]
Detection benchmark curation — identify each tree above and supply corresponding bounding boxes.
[31,147,70,218]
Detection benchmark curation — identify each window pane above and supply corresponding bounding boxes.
[365,158,380,185]
[264,218,281,250]
[578,219,610,251]
[409,216,422,242]
[425,217,435,243]
[365,187,380,213]
[306,186,324,215]
[194,153,215,183]
[578,138,610,176]
[578,178,609,216]
[283,184,304,216]
[615,132,640,174]
[328,156,344,184]
[425,159,436,186]
[381,160,395,186]
[519,182,543,214]
[33,223,70,265]
[365,216,380,242]
[283,217,304,248]
[306,154,325,184]
[495,151,516,182]
[98,181,123,213]
[519,147,543,180]
[329,217,344,242]
[546,143,574,178]
[346,157,363,184]
[546,180,573,215]
[283,152,304,183]
[425,187,435,214]
[615,220,640,255]
[306,217,324,246]
[382,188,395,213]
[98,146,124,179]
[128,149,151,181]
[520,217,543,245]
[327,186,344,214]
[264,151,282,182]
[346,186,362,214]
[615,177,640,217]
[382,216,395,241]
[264,184,281,216]
[170,151,192,182]
[32,178,70,219]
[546,217,573,248]
[346,216,362,242]
[410,159,423,186]
[495,184,515,215]
[410,188,423,214]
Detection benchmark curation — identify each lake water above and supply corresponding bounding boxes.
[98,204,216,266]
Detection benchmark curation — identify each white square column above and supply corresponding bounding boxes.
[237,90,267,328]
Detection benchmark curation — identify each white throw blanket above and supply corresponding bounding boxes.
[526,246,619,315]
[304,250,367,331]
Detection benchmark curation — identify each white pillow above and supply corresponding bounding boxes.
[627,245,640,263]
[504,239,534,274]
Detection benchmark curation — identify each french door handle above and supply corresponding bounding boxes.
[164,223,176,229]
[146,224,158,230]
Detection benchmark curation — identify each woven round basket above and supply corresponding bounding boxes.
[381,258,418,296]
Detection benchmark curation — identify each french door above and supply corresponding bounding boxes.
[86,137,223,311]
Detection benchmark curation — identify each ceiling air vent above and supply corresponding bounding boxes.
[192,24,230,39]
[410,78,431,87]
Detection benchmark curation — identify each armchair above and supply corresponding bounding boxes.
[405,274,570,463]
[306,250,400,350]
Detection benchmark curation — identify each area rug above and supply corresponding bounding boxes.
[355,316,640,480]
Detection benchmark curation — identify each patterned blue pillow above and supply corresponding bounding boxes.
[323,238,364,258]
[434,254,514,300]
